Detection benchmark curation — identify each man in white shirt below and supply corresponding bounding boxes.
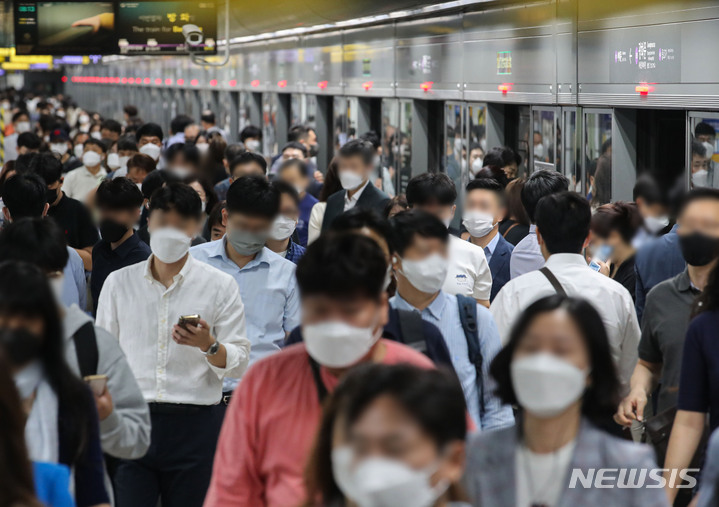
[3,110,32,162]
[509,170,569,279]
[406,172,492,307]
[491,191,640,390]
[62,138,108,203]
[96,182,251,507]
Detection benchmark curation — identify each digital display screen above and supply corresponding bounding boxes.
[14,1,217,56]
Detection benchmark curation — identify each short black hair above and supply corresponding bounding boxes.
[692,139,707,158]
[483,146,517,168]
[296,233,387,300]
[535,191,591,254]
[490,295,620,426]
[695,122,716,138]
[148,182,202,220]
[288,124,311,143]
[271,180,300,206]
[12,110,29,123]
[226,175,279,219]
[116,136,137,152]
[466,177,506,205]
[520,169,569,222]
[24,152,63,185]
[229,151,267,175]
[224,143,245,163]
[140,169,179,200]
[100,119,122,135]
[360,131,381,151]
[278,158,309,178]
[282,141,308,158]
[17,132,41,150]
[200,111,216,124]
[170,115,194,135]
[389,210,449,256]
[591,202,642,244]
[0,217,68,273]
[95,177,144,211]
[678,187,719,216]
[123,105,138,117]
[406,172,457,207]
[2,173,46,219]
[135,122,164,142]
[473,166,509,188]
[330,208,393,253]
[164,143,200,167]
[632,174,667,206]
[338,139,374,166]
[240,125,262,143]
[83,138,107,153]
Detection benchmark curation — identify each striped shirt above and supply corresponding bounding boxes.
[391,291,514,430]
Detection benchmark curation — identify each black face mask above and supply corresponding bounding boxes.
[45,188,58,205]
[679,232,719,267]
[100,219,129,243]
[309,143,320,158]
[0,328,42,366]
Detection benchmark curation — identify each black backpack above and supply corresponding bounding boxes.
[73,321,99,377]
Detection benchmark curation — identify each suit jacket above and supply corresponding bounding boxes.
[463,419,669,507]
[488,234,514,302]
[321,183,390,232]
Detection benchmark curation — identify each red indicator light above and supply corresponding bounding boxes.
[635,83,654,95]
[420,81,433,92]
[144,78,151,84]
[121,77,128,84]
[190,79,199,86]
[362,81,373,91]
[318,80,328,90]
[61,75,68,83]
[277,79,287,88]
[250,79,260,87]
[210,79,218,87]
[229,79,237,87]
[498,83,513,94]
[128,77,135,84]
[177,78,184,86]
[154,78,161,85]
[165,78,172,85]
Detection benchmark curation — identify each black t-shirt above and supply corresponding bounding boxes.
[498,219,530,246]
[47,193,99,249]
[611,255,637,301]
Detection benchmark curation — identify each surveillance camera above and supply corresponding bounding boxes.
[182,24,204,46]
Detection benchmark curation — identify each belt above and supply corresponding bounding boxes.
[148,403,213,415]
[221,391,233,406]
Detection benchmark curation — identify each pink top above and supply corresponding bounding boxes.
[203,340,434,507]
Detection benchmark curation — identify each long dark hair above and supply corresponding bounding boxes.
[693,262,719,317]
[319,157,342,202]
[490,295,621,425]
[0,261,91,461]
[0,351,42,507]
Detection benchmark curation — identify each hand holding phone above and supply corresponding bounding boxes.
[178,314,201,330]
[84,374,108,397]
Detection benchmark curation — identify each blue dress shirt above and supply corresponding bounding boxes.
[481,232,500,264]
[62,246,86,310]
[190,240,301,390]
[391,291,514,430]
[509,224,544,279]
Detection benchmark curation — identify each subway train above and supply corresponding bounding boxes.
[43,0,719,220]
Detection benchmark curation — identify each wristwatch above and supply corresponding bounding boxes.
[203,340,220,357]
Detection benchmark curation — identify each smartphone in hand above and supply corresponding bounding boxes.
[178,314,201,330]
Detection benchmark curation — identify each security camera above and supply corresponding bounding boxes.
[182,24,204,46]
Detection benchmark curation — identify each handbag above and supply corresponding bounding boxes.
[642,406,708,469]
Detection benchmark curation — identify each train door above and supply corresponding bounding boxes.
[262,93,278,157]
[530,107,559,173]
[238,91,251,132]
[396,99,413,196]
[583,109,613,206]
[443,102,465,229]
[561,107,582,192]
[502,105,531,178]
[381,98,400,194]
[332,96,359,155]
[687,112,719,190]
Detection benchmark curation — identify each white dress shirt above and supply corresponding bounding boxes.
[491,253,640,390]
[63,165,107,203]
[96,254,251,405]
[442,235,492,302]
[344,179,370,211]
[509,224,544,279]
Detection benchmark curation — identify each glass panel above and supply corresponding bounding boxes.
[306,95,317,129]
[689,116,719,189]
[347,97,359,143]
[467,103,488,169]
[333,97,347,155]
[381,98,399,192]
[563,110,581,192]
[219,91,232,135]
[397,100,413,196]
[238,91,251,132]
[443,103,464,229]
[291,94,303,126]
[516,107,531,177]
[584,112,613,208]
[262,93,278,157]
[532,109,556,171]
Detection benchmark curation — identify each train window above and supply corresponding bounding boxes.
[467,103,487,167]
[397,99,413,196]
[333,97,359,155]
[689,114,719,189]
[239,92,251,133]
[516,106,531,178]
[443,102,465,230]
[584,110,612,209]
[306,95,317,129]
[562,109,581,192]
[219,91,232,136]
[531,108,557,172]
[291,94,303,127]
[262,93,278,157]
[382,98,399,192]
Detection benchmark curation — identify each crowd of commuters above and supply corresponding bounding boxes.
[1,90,719,507]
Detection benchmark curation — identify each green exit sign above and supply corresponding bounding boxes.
[19,5,36,12]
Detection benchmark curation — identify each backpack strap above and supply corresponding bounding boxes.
[308,355,328,404]
[539,267,567,296]
[456,294,484,416]
[73,321,98,378]
[396,309,427,355]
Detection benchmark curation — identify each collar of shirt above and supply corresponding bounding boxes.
[544,253,587,270]
[208,237,272,270]
[110,232,141,259]
[484,232,500,257]
[529,224,537,234]
[345,179,370,206]
[392,290,448,321]
[143,253,194,288]
[83,166,107,178]
[676,268,701,294]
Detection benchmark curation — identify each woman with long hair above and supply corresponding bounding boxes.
[0,261,109,507]
[498,177,530,246]
[307,157,343,245]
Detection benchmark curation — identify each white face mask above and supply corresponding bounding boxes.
[398,253,448,294]
[303,320,381,368]
[82,151,102,168]
[470,157,483,176]
[195,142,210,154]
[511,352,587,418]
[294,185,305,196]
[79,125,90,133]
[270,215,297,241]
[90,131,102,140]
[149,227,191,263]
[332,446,448,507]
[50,275,65,304]
[170,166,192,179]
[73,144,85,159]
[245,139,261,152]
[140,142,162,162]
[534,143,544,159]
[644,215,670,235]
[463,210,496,238]
[107,153,121,169]
[703,141,715,161]
[78,114,90,125]
[339,169,365,191]
[693,169,709,188]
[118,155,131,168]
[15,121,31,134]
[50,143,68,156]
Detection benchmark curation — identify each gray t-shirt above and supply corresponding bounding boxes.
[638,269,699,412]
